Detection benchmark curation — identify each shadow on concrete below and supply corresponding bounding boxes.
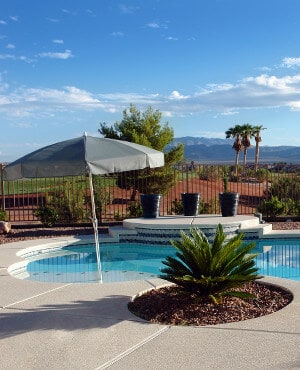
[0,294,144,339]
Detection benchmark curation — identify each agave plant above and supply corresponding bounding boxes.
[160,224,262,303]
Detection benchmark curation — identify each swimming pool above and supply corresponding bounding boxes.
[255,239,300,282]
[9,239,300,283]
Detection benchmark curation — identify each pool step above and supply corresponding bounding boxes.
[239,223,273,241]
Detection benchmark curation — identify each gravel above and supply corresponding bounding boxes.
[0,226,102,244]
[0,221,299,245]
[128,282,293,326]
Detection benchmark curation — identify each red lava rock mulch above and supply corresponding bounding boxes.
[128,282,293,326]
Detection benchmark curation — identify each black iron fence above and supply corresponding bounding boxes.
[1,163,300,224]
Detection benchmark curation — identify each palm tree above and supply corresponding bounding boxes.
[225,125,243,176]
[241,123,254,170]
[252,125,266,171]
[160,225,261,303]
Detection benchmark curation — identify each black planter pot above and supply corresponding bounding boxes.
[219,192,239,217]
[140,194,162,218]
[181,193,201,216]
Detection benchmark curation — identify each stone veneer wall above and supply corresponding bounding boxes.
[117,223,257,245]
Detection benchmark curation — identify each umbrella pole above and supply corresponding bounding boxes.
[88,170,103,283]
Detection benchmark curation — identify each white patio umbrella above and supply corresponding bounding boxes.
[2,133,165,281]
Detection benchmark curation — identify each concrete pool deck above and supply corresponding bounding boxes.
[0,216,300,369]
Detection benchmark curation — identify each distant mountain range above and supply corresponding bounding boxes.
[169,137,300,163]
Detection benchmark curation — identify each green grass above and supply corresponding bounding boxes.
[0,175,117,196]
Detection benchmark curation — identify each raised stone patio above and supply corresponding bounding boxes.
[107,214,284,244]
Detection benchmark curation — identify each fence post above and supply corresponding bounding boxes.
[0,163,5,210]
[265,164,269,200]
[186,163,189,193]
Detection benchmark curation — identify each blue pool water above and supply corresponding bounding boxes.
[25,243,176,283]
[255,239,300,282]
[21,239,300,283]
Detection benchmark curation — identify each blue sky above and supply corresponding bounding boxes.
[1,0,300,162]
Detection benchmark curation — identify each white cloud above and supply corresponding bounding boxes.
[119,5,139,14]
[12,122,33,129]
[287,100,300,110]
[257,66,272,72]
[0,53,15,60]
[19,55,35,63]
[282,57,300,68]
[147,22,160,29]
[165,36,178,41]
[111,32,124,37]
[2,72,300,119]
[220,110,239,116]
[0,53,34,63]
[9,16,19,22]
[0,86,116,118]
[169,91,189,100]
[64,86,101,104]
[243,74,300,93]
[38,49,74,59]
[47,18,60,23]
[86,9,96,17]
[146,20,168,30]
[0,20,7,25]
[196,131,226,139]
[0,73,9,92]
[62,9,72,15]
[6,44,15,49]
[203,83,234,92]
[52,39,64,44]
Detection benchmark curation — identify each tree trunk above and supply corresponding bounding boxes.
[235,151,239,176]
[255,141,260,172]
[243,148,247,171]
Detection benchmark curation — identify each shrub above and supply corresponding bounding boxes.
[34,180,89,225]
[257,196,285,218]
[197,165,222,181]
[253,168,268,182]
[198,200,210,214]
[171,198,209,215]
[0,208,7,221]
[283,198,297,216]
[171,198,183,215]
[245,168,268,183]
[126,201,143,218]
[160,224,261,304]
[34,205,59,227]
[294,200,300,216]
[266,177,300,201]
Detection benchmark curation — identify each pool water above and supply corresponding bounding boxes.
[20,239,300,283]
[25,243,176,283]
[255,239,300,282]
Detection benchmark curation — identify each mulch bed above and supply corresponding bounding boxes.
[128,282,293,326]
[0,221,299,245]
[0,226,106,244]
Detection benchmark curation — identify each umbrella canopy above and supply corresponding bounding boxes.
[2,133,164,282]
[2,134,164,180]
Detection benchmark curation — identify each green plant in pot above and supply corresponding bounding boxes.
[219,175,239,217]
